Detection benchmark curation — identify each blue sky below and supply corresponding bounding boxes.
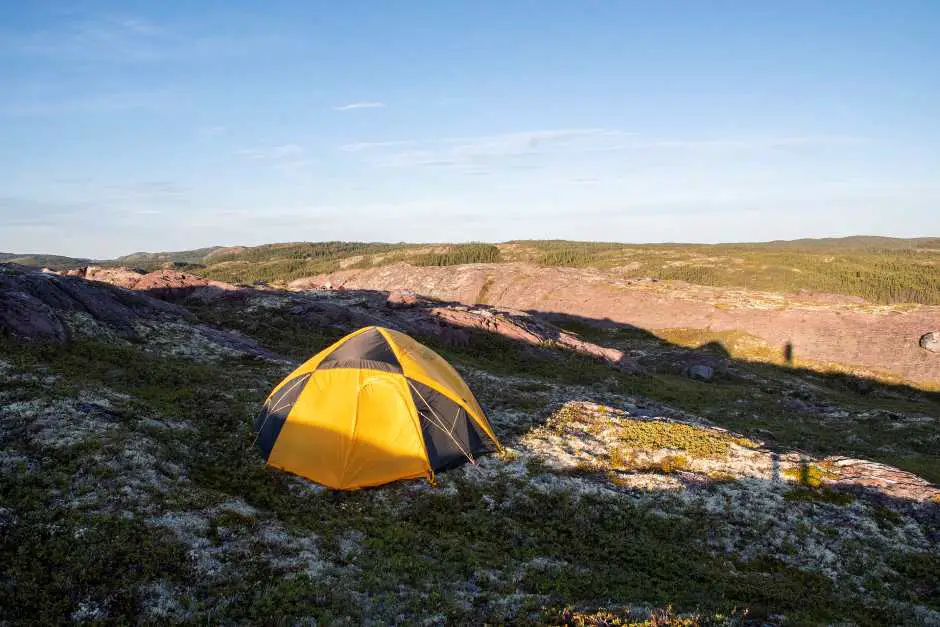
[1,1,938,257]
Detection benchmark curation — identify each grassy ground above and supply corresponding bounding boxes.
[3,336,935,624]
[1,291,938,623]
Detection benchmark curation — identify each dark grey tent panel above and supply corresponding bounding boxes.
[318,327,403,373]
[407,379,497,471]
[254,372,312,459]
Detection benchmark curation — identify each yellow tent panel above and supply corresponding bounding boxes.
[253,326,501,489]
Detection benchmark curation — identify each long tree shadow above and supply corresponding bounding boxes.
[171,284,940,487]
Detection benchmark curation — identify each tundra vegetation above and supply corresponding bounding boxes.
[1,240,938,624]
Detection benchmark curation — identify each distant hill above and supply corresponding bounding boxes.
[0,253,92,269]
[4,235,938,304]
[756,235,940,250]
[113,247,225,269]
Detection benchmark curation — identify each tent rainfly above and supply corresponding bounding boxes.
[253,326,501,489]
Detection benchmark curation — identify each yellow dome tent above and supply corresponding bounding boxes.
[253,326,501,489]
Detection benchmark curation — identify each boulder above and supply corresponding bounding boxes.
[919,331,940,353]
[386,289,418,308]
[684,364,715,382]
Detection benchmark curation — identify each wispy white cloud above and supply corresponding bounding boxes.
[332,101,385,111]
[342,129,866,171]
[343,129,625,169]
[236,144,305,161]
[235,144,314,172]
[589,135,867,153]
[340,140,416,152]
[445,128,618,160]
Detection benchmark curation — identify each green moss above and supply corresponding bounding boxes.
[608,452,692,475]
[477,275,496,304]
[549,404,757,461]
[782,463,836,488]
[886,552,940,610]
[784,487,854,506]
[869,505,904,529]
[547,605,742,626]
[216,573,364,623]
[0,516,189,623]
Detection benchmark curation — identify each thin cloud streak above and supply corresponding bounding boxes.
[332,101,385,111]
[235,144,314,172]
[342,129,868,169]
[340,140,416,152]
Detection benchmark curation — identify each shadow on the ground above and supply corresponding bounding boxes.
[172,285,940,487]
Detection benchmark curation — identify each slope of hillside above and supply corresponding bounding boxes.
[11,236,939,304]
[295,261,940,391]
[113,247,225,270]
[0,253,92,269]
[191,237,940,306]
[1,263,938,624]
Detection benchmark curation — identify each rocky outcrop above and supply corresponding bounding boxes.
[277,289,641,373]
[0,264,276,360]
[524,400,940,503]
[61,266,251,304]
[822,456,940,503]
[421,306,642,373]
[132,270,211,300]
[0,283,70,342]
[64,266,146,289]
[2,263,186,341]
